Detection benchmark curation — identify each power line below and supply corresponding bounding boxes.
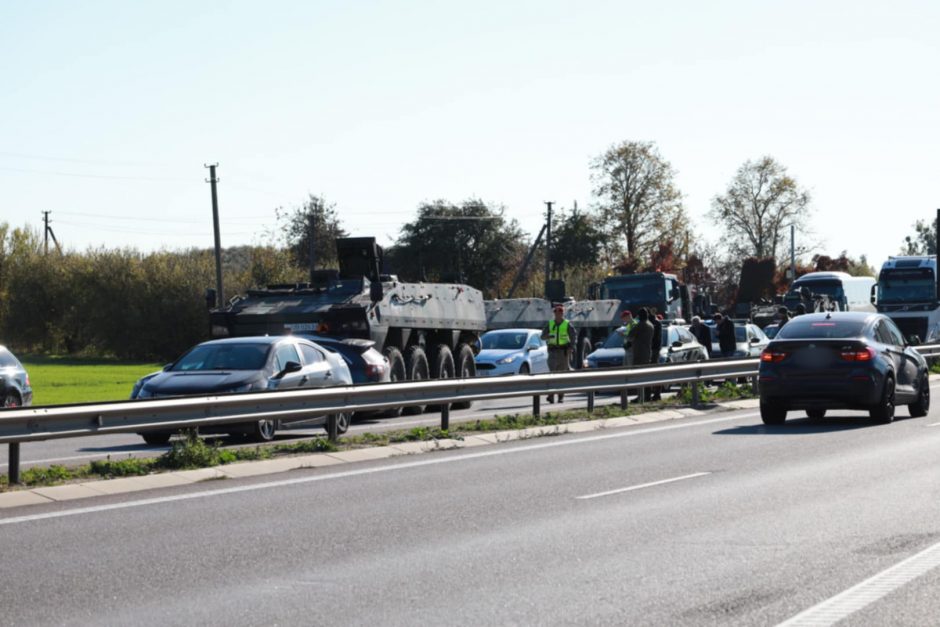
[0,151,167,168]
[0,165,191,182]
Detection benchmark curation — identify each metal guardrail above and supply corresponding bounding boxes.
[3,343,940,483]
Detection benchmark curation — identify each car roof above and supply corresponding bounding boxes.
[790,311,879,323]
[196,336,306,347]
[483,328,539,334]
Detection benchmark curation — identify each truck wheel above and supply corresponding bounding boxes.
[577,337,593,369]
[452,343,476,409]
[403,346,429,415]
[382,347,406,418]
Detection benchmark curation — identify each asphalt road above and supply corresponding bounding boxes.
[4,403,940,625]
[0,393,619,471]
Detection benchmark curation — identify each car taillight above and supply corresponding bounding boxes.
[760,349,788,363]
[841,347,874,362]
[365,364,386,380]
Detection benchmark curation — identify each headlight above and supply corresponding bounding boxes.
[136,386,153,399]
[583,359,592,368]
[497,355,519,365]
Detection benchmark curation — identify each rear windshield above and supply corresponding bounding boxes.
[775,318,867,340]
[0,349,20,368]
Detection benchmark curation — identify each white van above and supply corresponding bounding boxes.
[784,271,876,312]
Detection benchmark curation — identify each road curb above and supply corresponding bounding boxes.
[0,400,758,509]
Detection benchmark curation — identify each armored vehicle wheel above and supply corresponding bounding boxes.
[383,347,406,418]
[430,344,455,380]
[403,346,429,415]
[452,343,476,409]
[429,344,456,412]
[141,431,172,446]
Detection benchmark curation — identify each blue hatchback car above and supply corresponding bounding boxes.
[475,329,549,376]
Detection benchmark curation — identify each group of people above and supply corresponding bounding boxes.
[540,303,779,405]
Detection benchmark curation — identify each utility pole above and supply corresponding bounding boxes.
[205,164,224,308]
[308,210,317,283]
[42,211,61,255]
[544,201,553,299]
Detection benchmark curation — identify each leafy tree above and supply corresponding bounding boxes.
[902,217,937,255]
[709,156,811,259]
[274,194,348,272]
[388,199,528,297]
[550,207,604,272]
[812,251,877,277]
[590,140,689,260]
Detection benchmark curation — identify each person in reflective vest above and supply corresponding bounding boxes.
[616,310,637,366]
[541,304,576,403]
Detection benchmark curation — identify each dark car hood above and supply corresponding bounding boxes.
[143,370,265,395]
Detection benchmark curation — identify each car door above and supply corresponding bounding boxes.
[271,342,307,388]
[675,326,697,361]
[662,327,680,363]
[881,318,920,396]
[528,332,550,373]
[747,324,769,356]
[297,342,336,387]
[872,320,911,395]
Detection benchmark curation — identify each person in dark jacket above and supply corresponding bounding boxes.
[690,316,713,357]
[628,308,655,401]
[714,313,736,358]
[649,312,664,401]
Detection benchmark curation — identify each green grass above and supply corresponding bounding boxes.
[20,355,164,405]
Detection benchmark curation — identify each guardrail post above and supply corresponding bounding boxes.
[587,390,595,414]
[327,414,338,442]
[620,389,629,410]
[533,395,540,417]
[692,382,700,408]
[441,403,450,431]
[751,375,759,395]
[8,443,20,485]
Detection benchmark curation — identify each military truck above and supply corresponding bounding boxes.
[591,272,692,322]
[209,237,486,413]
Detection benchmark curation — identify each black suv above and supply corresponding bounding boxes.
[0,346,32,407]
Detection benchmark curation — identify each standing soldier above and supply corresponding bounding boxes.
[542,304,576,403]
[628,308,655,402]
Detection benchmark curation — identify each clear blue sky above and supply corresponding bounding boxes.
[2,0,938,269]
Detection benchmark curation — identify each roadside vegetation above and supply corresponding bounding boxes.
[21,355,163,405]
[0,383,755,490]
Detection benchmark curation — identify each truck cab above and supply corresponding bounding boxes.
[873,256,940,343]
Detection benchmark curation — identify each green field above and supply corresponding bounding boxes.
[21,356,164,406]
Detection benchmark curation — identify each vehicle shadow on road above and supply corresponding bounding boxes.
[713,415,901,435]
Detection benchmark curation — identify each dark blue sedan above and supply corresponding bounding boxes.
[758,312,929,425]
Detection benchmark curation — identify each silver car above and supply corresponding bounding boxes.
[706,321,770,357]
[132,336,353,444]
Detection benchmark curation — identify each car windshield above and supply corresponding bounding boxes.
[172,343,270,371]
[877,268,936,303]
[602,278,665,306]
[0,349,21,368]
[481,332,528,350]
[775,318,867,340]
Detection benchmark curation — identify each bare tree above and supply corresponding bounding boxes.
[709,157,811,259]
[591,141,688,261]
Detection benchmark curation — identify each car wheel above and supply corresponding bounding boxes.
[251,419,277,442]
[3,391,21,407]
[334,412,351,435]
[141,432,172,446]
[382,347,406,418]
[760,401,787,425]
[909,373,930,418]
[451,343,476,410]
[519,363,530,375]
[870,376,896,423]
[806,408,826,421]
[402,346,429,415]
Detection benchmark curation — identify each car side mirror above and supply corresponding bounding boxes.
[907,334,921,346]
[870,284,877,305]
[749,337,759,344]
[275,361,302,379]
[671,340,683,348]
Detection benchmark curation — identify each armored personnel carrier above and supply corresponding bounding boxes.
[210,237,486,412]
